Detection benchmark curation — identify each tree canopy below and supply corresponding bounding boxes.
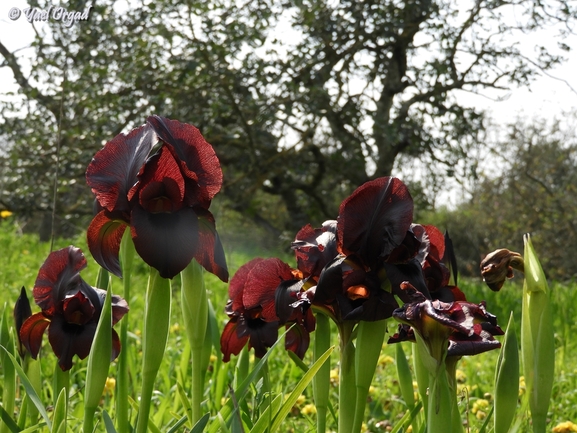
[1,0,575,236]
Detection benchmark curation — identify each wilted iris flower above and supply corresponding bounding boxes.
[480,248,524,291]
[18,246,129,371]
[220,258,315,361]
[86,115,228,281]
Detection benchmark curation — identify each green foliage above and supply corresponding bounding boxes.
[2,0,576,236]
[2,223,577,432]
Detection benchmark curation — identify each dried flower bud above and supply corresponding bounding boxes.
[480,249,524,291]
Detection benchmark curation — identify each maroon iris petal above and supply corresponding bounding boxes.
[285,322,311,360]
[229,258,265,312]
[292,221,338,279]
[86,211,128,278]
[48,315,98,371]
[86,123,156,213]
[220,318,249,362]
[131,206,200,279]
[62,291,95,326]
[275,279,306,324]
[129,145,186,212]
[146,115,223,208]
[19,312,50,359]
[111,329,122,362]
[242,258,294,322]
[33,246,87,314]
[424,225,445,261]
[244,317,280,359]
[194,208,229,282]
[337,177,413,268]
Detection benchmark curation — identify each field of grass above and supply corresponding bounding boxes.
[1,218,577,432]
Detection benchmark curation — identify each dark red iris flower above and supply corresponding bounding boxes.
[86,115,228,281]
[288,177,423,324]
[220,258,315,362]
[337,177,414,270]
[388,282,503,358]
[18,246,129,371]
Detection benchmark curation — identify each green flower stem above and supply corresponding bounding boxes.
[414,330,453,433]
[313,313,331,433]
[84,287,113,433]
[117,230,135,433]
[24,358,41,425]
[427,368,454,433]
[396,343,420,433]
[135,267,171,433]
[352,319,387,433]
[53,366,69,409]
[338,321,356,433]
[522,235,554,433]
[396,343,414,409]
[235,345,249,389]
[444,356,464,433]
[181,259,209,425]
[412,342,429,416]
[0,306,16,433]
[494,313,519,433]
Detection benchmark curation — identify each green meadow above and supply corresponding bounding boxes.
[1,219,577,432]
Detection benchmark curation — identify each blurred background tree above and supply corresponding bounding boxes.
[1,0,576,276]
[427,117,577,279]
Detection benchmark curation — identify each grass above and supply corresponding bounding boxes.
[1,218,577,432]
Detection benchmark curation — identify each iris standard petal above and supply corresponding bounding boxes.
[229,258,265,312]
[33,246,87,314]
[129,145,185,211]
[86,123,157,213]
[242,258,294,322]
[87,211,128,278]
[131,205,199,279]
[338,177,413,268]
[147,115,223,207]
[292,221,338,278]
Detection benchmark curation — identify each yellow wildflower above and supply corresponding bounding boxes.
[104,377,116,395]
[330,368,339,385]
[552,421,577,433]
[0,210,13,218]
[455,369,467,383]
[301,404,317,416]
[378,355,394,366]
[295,394,306,406]
[472,398,489,415]
[519,376,526,396]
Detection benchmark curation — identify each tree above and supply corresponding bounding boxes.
[433,116,577,279]
[1,0,575,236]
